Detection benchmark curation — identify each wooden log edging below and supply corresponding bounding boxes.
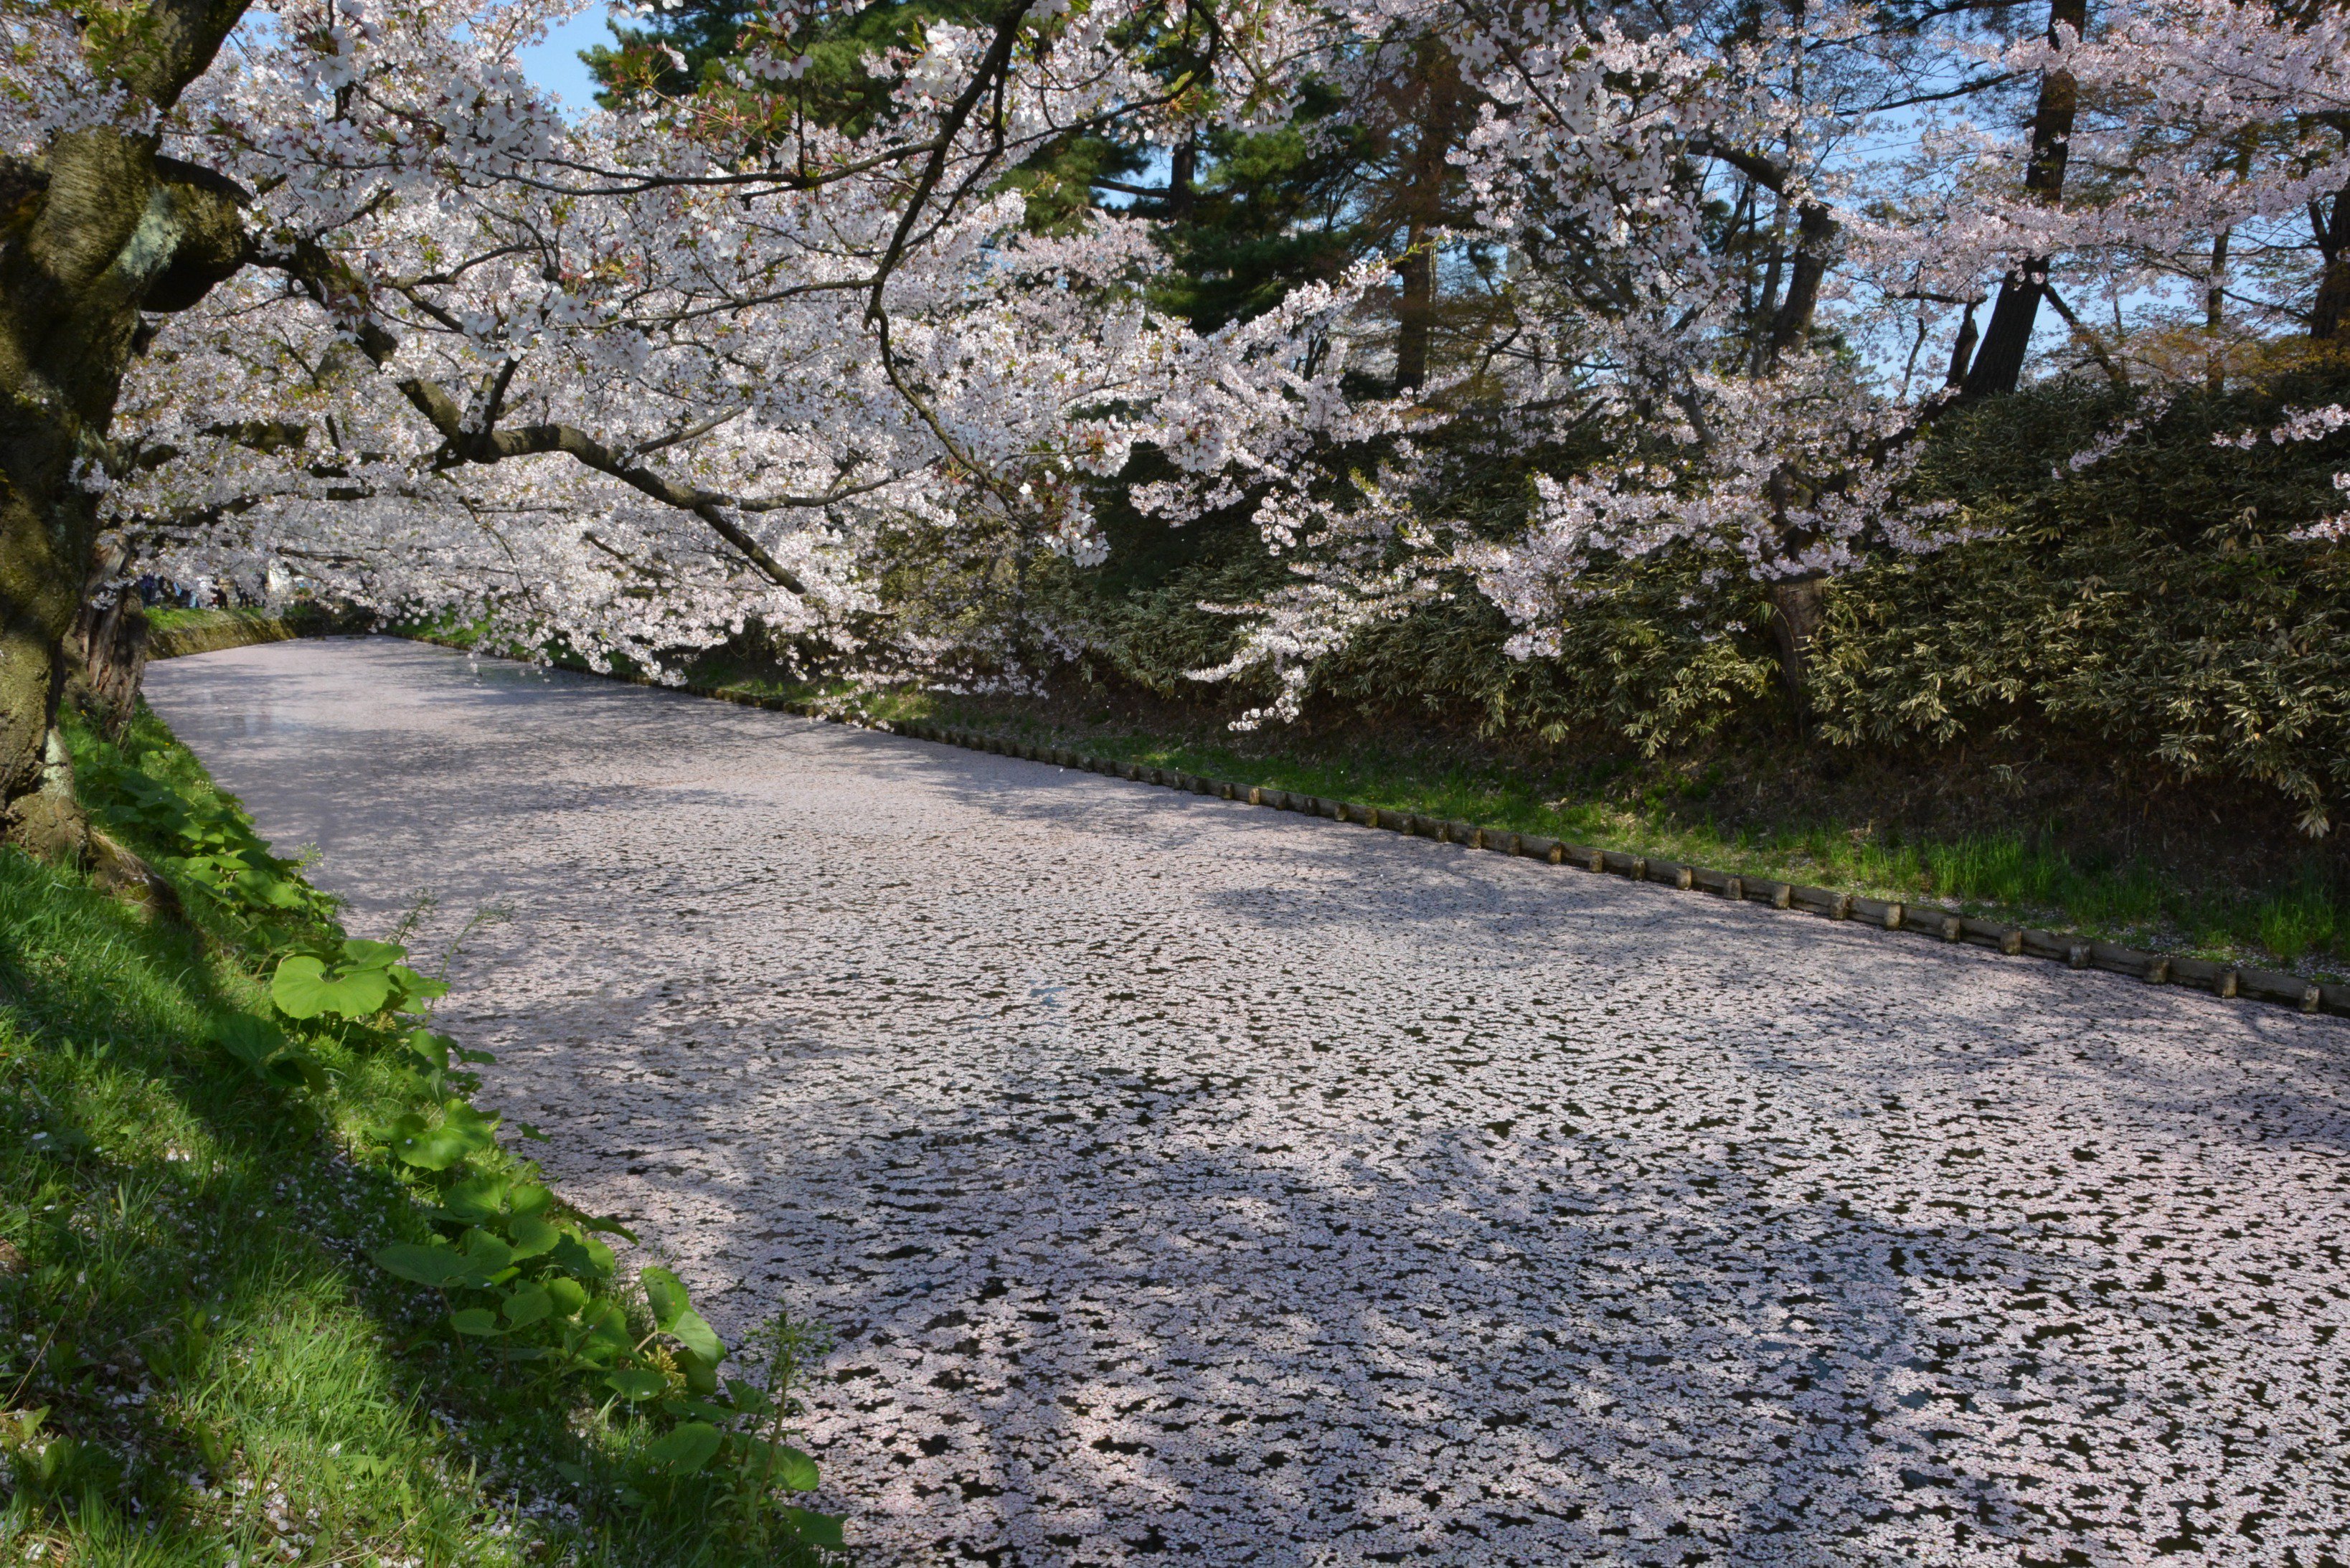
[396,640,2344,1023]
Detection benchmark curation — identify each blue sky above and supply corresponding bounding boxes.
[515,6,620,116]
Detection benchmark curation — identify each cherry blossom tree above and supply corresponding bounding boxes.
[0,0,1369,851]
[1194,0,2350,718]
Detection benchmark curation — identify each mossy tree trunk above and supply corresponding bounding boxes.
[0,0,255,856]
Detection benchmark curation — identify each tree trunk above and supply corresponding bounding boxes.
[1395,227,1433,392]
[1167,136,1196,224]
[2205,226,2230,394]
[1944,299,1980,387]
[1764,576,1826,714]
[69,594,149,740]
[2312,185,2350,341]
[1760,201,1837,369]
[1960,0,2089,400]
[1388,38,1470,395]
[0,5,254,854]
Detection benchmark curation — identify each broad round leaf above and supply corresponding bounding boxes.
[502,1285,554,1328]
[785,1508,845,1548]
[271,955,391,1020]
[505,1213,560,1260]
[461,1229,516,1274]
[666,1308,724,1369]
[373,1242,487,1289]
[450,1307,503,1336]
[439,1175,509,1223]
[641,1266,690,1332]
[752,1440,821,1492]
[641,1421,722,1475]
[605,1369,668,1402]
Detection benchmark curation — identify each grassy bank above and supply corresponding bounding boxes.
[868,702,2342,977]
[249,605,2347,976]
[670,652,2349,982]
[1,704,840,1564]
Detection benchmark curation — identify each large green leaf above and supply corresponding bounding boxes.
[666,1308,723,1368]
[552,1232,617,1280]
[505,1213,561,1260]
[449,1308,503,1337]
[605,1369,668,1402]
[641,1267,691,1331]
[379,1102,499,1171]
[460,1229,516,1275]
[439,1175,509,1223]
[642,1422,722,1475]
[402,1029,456,1072]
[502,1285,553,1329]
[270,955,391,1021]
[373,1242,490,1290]
[213,1016,325,1092]
[747,1439,821,1492]
[385,963,451,1008]
[785,1508,844,1547]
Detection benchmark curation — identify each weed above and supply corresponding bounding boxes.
[0,705,844,1564]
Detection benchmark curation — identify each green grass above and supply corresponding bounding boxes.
[1,709,838,1565]
[141,605,284,634]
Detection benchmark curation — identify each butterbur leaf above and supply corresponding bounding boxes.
[641,1421,722,1475]
[579,1213,639,1242]
[605,1369,667,1402]
[442,1100,501,1137]
[581,1298,629,1341]
[214,1015,324,1092]
[271,955,390,1020]
[387,1122,482,1171]
[666,1308,724,1368]
[461,1229,516,1274]
[785,1508,844,1547]
[214,1014,290,1067]
[402,1029,455,1072]
[450,1307,502,1336]
[502,1285,553,1328]
[439,1175,508,1223]
[545,1277,590,1318]
[641,1267,690,1331]
[506,1213,560,1260]
[768,1442,821,1493]
[505,1183,555,1217]
[384,1101,499,1171]
[387,963,451,1004]
[374,1242,489,1289]
[339,938,407,968]
[551,1233,616,1279]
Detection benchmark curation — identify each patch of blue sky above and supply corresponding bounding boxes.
[516,4,621,119]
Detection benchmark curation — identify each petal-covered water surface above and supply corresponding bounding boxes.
[149,637,2350,1568]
